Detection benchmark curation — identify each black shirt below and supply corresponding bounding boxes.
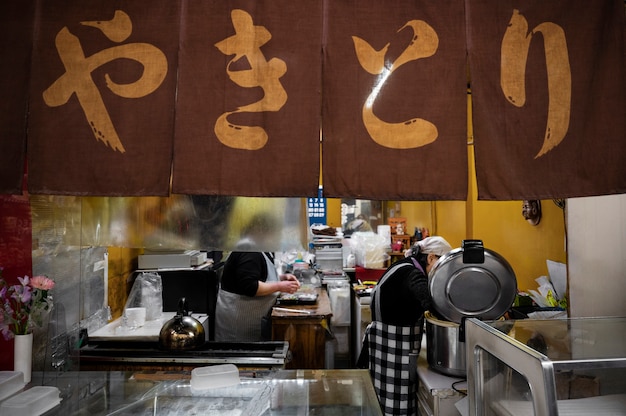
[371,256,432,326]
[220,252,271,297]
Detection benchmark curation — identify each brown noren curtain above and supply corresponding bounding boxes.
[467,0,626,199]
[27,0,180,196]
[321,0,468,200]
[172,0,323,197]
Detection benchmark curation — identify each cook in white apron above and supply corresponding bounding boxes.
[214,252,279,342]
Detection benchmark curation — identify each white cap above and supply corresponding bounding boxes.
[416,236,452,257]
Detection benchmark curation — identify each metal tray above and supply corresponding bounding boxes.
[276,293,318,305]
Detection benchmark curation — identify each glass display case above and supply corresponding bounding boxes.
[465,317,626,416]
[108,370,381,415]
[33,369,382,415]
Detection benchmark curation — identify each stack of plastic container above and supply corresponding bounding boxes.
[0,372,61,416]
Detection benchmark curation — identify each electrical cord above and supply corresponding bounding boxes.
[452,379,468,396]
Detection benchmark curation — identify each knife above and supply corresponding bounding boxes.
[273,307,312,314]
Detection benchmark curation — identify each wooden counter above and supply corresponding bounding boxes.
[271,287,333,369]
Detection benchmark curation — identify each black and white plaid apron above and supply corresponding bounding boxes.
[365,261,423,416]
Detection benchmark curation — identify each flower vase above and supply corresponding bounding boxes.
[14,333,33,384]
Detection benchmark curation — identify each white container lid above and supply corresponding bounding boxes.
[190,364,240,391]
[0,386,61,416]
[0,372,24,403]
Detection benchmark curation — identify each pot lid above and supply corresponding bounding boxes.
[428,240,517,323]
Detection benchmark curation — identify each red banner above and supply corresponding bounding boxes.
[321,0,468,200]
[27,0,180,196]
[172,0,323,197]
[0,193,32,370]
[0,1,35,194]
[467,0,626,199]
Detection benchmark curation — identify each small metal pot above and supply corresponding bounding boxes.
[159,297,206,351]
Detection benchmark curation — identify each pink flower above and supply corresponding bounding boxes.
[31,276,55,291]
[0,269,55,340]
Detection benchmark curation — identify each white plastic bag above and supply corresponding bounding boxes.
[351,231,390,269]
[125,272,163,321]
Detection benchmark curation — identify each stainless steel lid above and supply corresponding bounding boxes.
[428,240,517,323]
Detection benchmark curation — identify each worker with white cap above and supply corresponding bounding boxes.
[358,236,453,416]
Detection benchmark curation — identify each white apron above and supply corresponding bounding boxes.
[365,261,423,416]
[214,253,279,342]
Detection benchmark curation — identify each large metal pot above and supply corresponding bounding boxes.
[426,240,517,376]
[425,311,466,377]
[159,297,206,351]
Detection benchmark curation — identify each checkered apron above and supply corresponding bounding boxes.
[366,262,423,416]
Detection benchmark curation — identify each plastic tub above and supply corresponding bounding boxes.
[190,364,240,391]
[0,386,61,416]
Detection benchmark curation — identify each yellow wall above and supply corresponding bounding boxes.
[394,201,434,235]
[470,199,566,291]
[326,198,342,228]
[432,201,467,248]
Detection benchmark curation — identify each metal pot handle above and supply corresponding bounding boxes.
[459,317,467,343]
[177,297,189,317]
[462,239,485,264]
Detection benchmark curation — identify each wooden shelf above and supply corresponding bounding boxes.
[391,234,411,250]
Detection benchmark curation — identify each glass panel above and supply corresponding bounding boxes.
[102,371,380,415]
[478,348,534,416]
[340,199,385,236]
[475,317,626,416]
[28,195,307,377]
[489,317,626,363]
[31,195,306,252]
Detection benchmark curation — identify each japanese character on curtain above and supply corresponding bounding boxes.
[172,0,323,197]
[467,0,626,199]
[322,0,468,200]
[27,0,180,196]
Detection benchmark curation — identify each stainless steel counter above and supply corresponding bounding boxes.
[417,337,467,416]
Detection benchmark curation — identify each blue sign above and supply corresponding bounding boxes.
[307,187,326,226]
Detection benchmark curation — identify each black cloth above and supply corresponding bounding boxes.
[220,252,271,297]
[370,256,432,326]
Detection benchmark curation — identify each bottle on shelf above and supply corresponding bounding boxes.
[413,227,423,242]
